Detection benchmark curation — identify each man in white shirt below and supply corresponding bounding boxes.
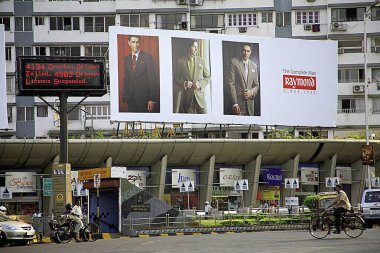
[71,199,84,241]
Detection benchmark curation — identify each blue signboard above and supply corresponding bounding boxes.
[263,168,282,186]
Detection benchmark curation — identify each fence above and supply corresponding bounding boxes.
[122,206,312,234]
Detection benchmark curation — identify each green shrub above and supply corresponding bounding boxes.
[303,195,319,210]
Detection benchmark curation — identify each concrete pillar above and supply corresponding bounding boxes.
[351,159,365,206]
[282,154,300,200]
[150,155,167,201]
[244,154,262,208]
[200,155,215,209]
[105,157,112,167]
[319,154,337,192]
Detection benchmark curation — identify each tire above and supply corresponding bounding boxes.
[82,223,101,242]
[56,223,73,244]
[309,216,330,239]
[343,215,365,238]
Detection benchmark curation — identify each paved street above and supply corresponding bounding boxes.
[2,228,380,253]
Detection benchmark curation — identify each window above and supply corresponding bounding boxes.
[262,12,273,23]
[120,14,149,27]
[156,14,186,30]
[15,17,32,31]
[372,38,380,53]
[16,47,32,57]
[35,17,45,26]
[50,47,80,56]
[338,99,364,113]
[295,11,319,24]
[37,106,48,117]
[35,47,47,56]
[338,69,364,83]
[7,107,12,123]
[338,40,363,53]
[373,98,380,113]
[372,68,380,83]
[50,17,79,31]
[17,107,34,121]
[191,14,224,29]
[0,17,11,31]
[68,106,80,120]
[228,13,257,27]
[372,7,380,21]
[276,12,291,27]
[85,105,110,119]
[331,8,365,22]
[84,16,114,32]
[84,46,108,57]
[6,77,14,95]
[5,47,11,61]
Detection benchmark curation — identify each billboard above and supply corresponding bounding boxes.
[109,27,337,126]
[17,56,106,97]
[0,25,7,129]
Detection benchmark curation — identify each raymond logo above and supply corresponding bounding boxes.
[283,75,317,90]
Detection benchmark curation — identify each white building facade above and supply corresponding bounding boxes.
[1,0,380,139]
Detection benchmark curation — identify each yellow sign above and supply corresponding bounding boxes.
[56,193,64,201]
[78,167,111,181]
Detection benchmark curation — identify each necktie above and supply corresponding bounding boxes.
[244,61,248,82]
[132,55,137,73]
[189,57,194,80]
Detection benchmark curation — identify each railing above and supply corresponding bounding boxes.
[122,207,312,233]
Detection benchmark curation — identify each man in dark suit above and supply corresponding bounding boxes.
[173,39,210,114]
[123,35,157,113]
[227,43,259,116]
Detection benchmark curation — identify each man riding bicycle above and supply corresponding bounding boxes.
[329,184,351,234]
[64,199,84,242]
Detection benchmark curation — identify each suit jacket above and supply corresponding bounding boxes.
[227,57,259,116]
[123,51,157,113]
[174,55,211,111]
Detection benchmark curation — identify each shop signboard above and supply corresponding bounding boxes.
[326,177,340,187]
[284,178,299,189]
[335,167,352,184]
[5,172,36,193]
[171,169,196,188]
[126,170,146,188]
[220,168,242,187]
[262,168,282,186]
[300,167,319,185]
[0,187,12,199]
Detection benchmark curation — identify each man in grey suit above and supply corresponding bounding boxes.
[174,39,211,114]
[227,43,259,116]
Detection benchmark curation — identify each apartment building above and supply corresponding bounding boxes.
[1,0,380,139]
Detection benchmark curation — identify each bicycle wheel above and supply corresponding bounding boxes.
[343,215,365,238]
[309,216,330,239]
[83,223,101,242]
[56,223,73,243]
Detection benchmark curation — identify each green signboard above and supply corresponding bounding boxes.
[43,178,53,196]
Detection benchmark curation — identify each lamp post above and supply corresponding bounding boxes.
[363,0,380,189]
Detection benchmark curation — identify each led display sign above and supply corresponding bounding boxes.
[18,56,107,96]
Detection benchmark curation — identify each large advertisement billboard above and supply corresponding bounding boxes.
[0,25,8,129]
[109,27,337,127]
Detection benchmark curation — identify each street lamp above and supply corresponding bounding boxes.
[363,0,380,189]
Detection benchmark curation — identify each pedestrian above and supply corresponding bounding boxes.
[205,201,213,218]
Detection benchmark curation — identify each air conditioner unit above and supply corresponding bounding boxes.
[85,126,94,132]
[177,0,187,5]
[304,24,312,30]
[353,85,364,93]
[189,0,201,5]
[239,27,247,33]
[330,22,347,31]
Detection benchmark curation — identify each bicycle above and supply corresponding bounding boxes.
[309,207,365,239]
[55,215,101,243]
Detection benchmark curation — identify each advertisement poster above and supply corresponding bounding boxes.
[109,26,337,127]
[5,172,36,193]
[219,168,242,187]
[171,169,196,188]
